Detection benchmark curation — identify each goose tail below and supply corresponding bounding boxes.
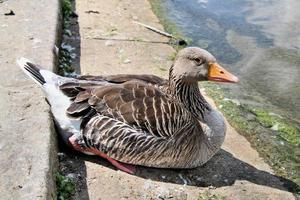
[17,57,79,144]
[17,57,61,88]
[17,57,47,86]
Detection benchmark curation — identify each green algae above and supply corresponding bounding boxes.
[150,0,181,38]
[56,172,75,200]
[58,0,76,76]
[278,125,300,145]
[250,108,300,145]
[201,82,300,193]
[61,0,72,19]
[149,0,191,50]
[198,190,225,200]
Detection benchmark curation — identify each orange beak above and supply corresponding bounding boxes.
[208,62,239,83]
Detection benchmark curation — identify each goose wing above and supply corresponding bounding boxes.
[60,76,195,165]
[61,76,188,138]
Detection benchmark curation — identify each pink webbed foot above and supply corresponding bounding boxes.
[68,135,136,174]
[106,157,136,174]
[88,147,137,174]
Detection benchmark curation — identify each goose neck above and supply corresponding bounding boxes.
[168,76,211,120]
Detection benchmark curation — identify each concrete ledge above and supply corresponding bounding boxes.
[0,0,61,199]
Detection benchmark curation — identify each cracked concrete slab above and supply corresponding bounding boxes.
[0,0,60,199]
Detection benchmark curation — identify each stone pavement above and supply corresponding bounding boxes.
[0,0,60,199]
[58,0,296,199]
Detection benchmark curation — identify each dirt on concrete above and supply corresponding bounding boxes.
[58,0,297,199]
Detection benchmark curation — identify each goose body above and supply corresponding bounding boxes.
[17,47,238,173]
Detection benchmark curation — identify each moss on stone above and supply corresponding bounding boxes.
[149,0,180,37]
[201,82,300,191]
[61,0,72,19]
[198,190,225,200]
[278,124,300,145]
[56,172,75,200]
[250,108,276,127]
[149,0,191,50]
[250,108,300,145]
[59,0,76,76]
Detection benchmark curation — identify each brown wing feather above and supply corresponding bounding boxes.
[62,75,184,138]
[78,74,167,85]
[79,114,198,167]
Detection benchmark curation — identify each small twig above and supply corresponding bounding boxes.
[88,36,171,44]
[4,10,15,16]
[133,21,173,38]
[133,21,187,46]
[85,10,100,14]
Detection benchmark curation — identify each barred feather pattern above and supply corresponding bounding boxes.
[61,73,224,168]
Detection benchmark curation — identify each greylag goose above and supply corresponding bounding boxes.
[17,47,238,174]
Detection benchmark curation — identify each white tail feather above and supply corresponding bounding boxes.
[16,57,81,137]
[17,57,44,86]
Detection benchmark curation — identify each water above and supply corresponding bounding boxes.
[159,0,300,122]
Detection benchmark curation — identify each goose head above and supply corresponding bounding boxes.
[171,47,239,84]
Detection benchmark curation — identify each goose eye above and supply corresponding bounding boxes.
[194,58,203,65]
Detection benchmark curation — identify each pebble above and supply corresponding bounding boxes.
[53,45,59,56]
[61,43,75,52]
[268,112,283,118]
[223,98,240,105]
[271,123,279,131]
[70,53,77,59]
[57,152,65,156]
[66,173,77,180]
[279,141,285,146]
[105,40,115,46]
[57,152,66,160]
[64,29,72,37]
[32,38,42,44]
[178,174,188,185]
[123,59,131,64]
